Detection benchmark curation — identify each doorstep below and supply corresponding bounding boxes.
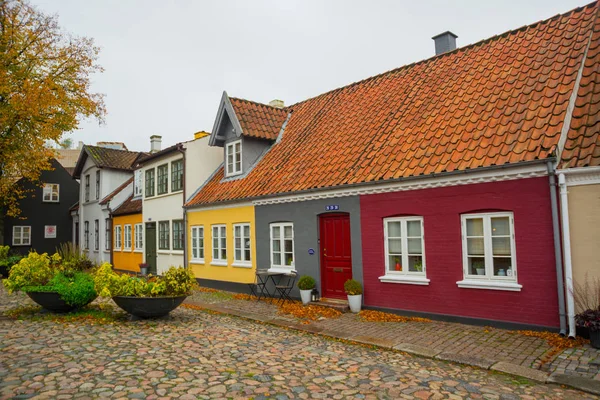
[314,298,350,313]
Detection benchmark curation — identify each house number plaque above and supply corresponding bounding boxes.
[325,205,339,211]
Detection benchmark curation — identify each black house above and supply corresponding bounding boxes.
[3,159,80,255]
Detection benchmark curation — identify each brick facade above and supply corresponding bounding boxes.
[359,177,559,328]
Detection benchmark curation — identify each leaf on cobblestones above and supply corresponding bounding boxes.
[509,330,590,366]
[279,301,342,322]
[358,310,431,323]
[232,293,257,301]
[181,303,223,315]
[196,287,219,293]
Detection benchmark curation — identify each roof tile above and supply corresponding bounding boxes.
[229,98,289,140]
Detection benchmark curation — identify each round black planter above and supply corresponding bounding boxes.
[0,265,9,278]
[576,325,590,339]
[590,329,600,349]
[112,296,187,318]
[26,291,78,313]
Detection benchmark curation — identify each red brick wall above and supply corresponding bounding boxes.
[359,177,559,328]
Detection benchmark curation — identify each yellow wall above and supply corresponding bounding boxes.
[112,213,143,272]
[187,205,256,284]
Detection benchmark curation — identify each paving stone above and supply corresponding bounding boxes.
[393,343,441,358]
[490,362,549,383]
[435,353,496,369]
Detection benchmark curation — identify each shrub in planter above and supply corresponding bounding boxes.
[298,275,316,305]
[344,279,363,313]
[0,245,24,277]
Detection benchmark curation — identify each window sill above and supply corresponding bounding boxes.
[232,262,252,268]
[456,279,522,292]
[378,275,430,285]
[103,250,111,253]
[210,261,228,267]
[113,249,121,252]
[157,250,171,255]
[190,259,205,265]
[123,247,132,252]
[172,250,184,255]
[268,267,295,274]
[134,249,143,253]
[145,192,181,201]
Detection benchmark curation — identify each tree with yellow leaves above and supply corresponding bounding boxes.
[0,0,106,216]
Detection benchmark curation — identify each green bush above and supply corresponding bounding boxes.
[0,245,9,260]
[25,272,97,307]
[2,252,58,293]
[57,242,94,272]
[344,279,363,295]
[93,263,196,298]
[297,275,316,290]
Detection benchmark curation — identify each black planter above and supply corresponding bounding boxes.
[590,329,600,349]
[112,296,187,318]
[0,265,9,278]
[26,291,78,313]
[577,325,590,339]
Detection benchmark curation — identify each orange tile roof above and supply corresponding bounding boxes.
[187,1,600,207]
[112,195,142,216]
[229,97,289,140]
[561,6,600,168]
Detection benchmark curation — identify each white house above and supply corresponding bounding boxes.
[72,145,144,264]
[136,133,222,274]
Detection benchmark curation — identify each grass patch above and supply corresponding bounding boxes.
[358,310,431,323]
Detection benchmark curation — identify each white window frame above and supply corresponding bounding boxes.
[42,183,59,202]
[114,225,122,250]
[134,170,143,197]
[233,223,251,267]
[190,226,204,264]
[379,217,429,285]
[211,224,227,266]
[269,222,294,272]
[134,223,143,252]
[84,221,89,250]
[225,140,242,177]
[94,219,99,251]
[104,218,111,251]
[124,224,132,250]
[95,170,101,200]
[457,212,521,291]
[12,226,31,246]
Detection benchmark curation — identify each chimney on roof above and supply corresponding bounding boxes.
[432,31,458,55]
[150,135,162,153]
[269,99,284,108]
[77,141,84,150]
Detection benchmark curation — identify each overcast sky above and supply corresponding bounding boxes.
[35,0,585,152]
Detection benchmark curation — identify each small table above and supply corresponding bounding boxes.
[254,270,286,300]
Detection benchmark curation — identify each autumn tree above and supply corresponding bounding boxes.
[0,0,105,216]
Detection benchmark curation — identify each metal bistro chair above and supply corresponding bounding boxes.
[274,270,298,304]
[249,269,270,300]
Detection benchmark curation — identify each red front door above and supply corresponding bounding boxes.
[320,213,352,299]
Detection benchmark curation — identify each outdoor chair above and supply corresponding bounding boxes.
[248,269,270,299]
[274,271,298,304]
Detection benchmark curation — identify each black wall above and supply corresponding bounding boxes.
[4,159,79,255]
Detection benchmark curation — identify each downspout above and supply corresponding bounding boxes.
[558,172,576,338]
[177,145,187,268]
[547,162,567,336]
[108,208,114,267]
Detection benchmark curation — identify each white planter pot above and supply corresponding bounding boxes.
[347,294,362,313]
[300,289,312,305]
[476,268,485,275]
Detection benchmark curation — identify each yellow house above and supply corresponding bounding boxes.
[186,203,256,284]
[112,195,143,273]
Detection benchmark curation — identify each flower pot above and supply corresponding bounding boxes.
[576,325,590,339]
[347,294,362,313]
[476,268,485,275]
[590,329,600,349]
[139,267,148,276]
[300,289,312,305]
[112,296,187,318]
[26,291,79,313]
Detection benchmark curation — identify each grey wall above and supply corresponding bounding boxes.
[220,111,271,176]
[255,196,363,297]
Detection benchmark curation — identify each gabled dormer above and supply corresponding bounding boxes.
[209,91,290,179]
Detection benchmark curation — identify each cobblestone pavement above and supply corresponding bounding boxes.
[1,289,594,399]
[188,290,600,381]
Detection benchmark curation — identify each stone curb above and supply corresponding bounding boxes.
[183,300,599,395]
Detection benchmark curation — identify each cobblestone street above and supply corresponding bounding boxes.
[0,289,596,399]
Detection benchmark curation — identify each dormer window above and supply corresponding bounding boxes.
[225,140,242,176]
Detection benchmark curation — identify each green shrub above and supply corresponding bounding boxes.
[57,242,94,272]
[344,279,363,295]
[298,275,316,290]
[2,252,58,293]
[25,272,97,307]
[0,245,9,260]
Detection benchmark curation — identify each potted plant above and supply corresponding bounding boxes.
[394,257,402,271]
[139,263,149,276]
[414,259,423,272]
[297,275,316,305]
[472,260,485,275]
[93,263,196,318]
[344,279,363,313]
[2,249,97,313]
[0,246,24,278]
[576,309,600,348]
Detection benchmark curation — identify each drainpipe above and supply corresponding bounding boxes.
[547,162,567,336]
[558,172,576,338]
[177,145,187,268]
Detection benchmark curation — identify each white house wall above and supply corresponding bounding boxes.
[184,136,223,202]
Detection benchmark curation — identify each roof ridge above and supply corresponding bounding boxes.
[229,96,290,112]
[286,0,600,109]
[85,144,142,155]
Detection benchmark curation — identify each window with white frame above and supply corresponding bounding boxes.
[233,223,251,265]
[134,223,143,250]
[158,221,170,250]
[461,212,517,283]
[211,225,227,264]
[225,140,242,176]
[95,171,100,200]
[84,221,90,249]
[12,226,31,246]
[191,226,204,262]
[383,217,426,276]
[84,175,90,202]
[114,225,122,250]
[105,218,111,250]
[270,223,294,269]
[134,170,143,197]
[124,224,132,250]
[94,220,99,250]
[172,220,184,250]
[42,184,59,202]
[157,164,168,195]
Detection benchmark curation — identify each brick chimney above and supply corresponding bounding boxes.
[269,99,285,108]
[150,135,162,153]
[432,31,458,55]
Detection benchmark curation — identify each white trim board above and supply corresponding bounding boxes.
[561,166,600,187]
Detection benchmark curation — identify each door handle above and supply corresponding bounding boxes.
[333,268,343,272]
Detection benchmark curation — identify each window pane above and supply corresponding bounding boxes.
[245,249,251,261]
[492,237,511,256]
[284,226,292,238]
[220,226,226,237]
[407,220,421,237]
[235,249,241,260]
[468,257,486,275]
[491,217,510,236]
[235,237,241,250]
[408,255,423,272]
[467,237,484,255]
[221,237,226,249]
[466,218,484,236]
[234,225,240,238]
[221,248,227,259]
[493,258,513,276]
[272,226,280,238]
[273,252,281,265]
[23,227,30,235]
[388,238,402,254]
[388,221,401,237]
[213,248,219,259]
[244,225,250,237]
[284,253,293,266]
[272,239,281,252]
[389,255,403,272]
[284,239,293,252]
[407,238,422,254]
